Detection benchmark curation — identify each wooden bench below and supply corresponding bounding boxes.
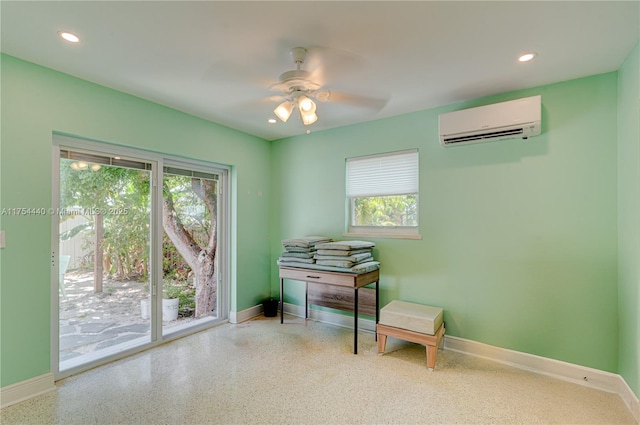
[376,300,445,371]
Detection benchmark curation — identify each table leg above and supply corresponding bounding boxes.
[280,277,284,324]
[354,287,358,354]
[305,282,308,319]
[375,280,379,341]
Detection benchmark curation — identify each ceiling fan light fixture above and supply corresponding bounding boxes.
[271,47,324,129]
[301,111,318,126]
[291,95,317,126]
[297,95,316,114]
[274,100,294,122]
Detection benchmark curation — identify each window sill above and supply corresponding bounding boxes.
[342,232,422,240]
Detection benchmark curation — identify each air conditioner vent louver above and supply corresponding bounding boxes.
[443,128,525,144]
[439,95,541,147]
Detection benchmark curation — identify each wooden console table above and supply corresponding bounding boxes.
[279,265,380,354]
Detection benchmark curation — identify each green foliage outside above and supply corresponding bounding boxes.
[353,194,418,226]
[162,232,190,281]
[60,160,212,318]
[60,159,151,279]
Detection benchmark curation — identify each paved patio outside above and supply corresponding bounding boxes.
[59,271,198,362]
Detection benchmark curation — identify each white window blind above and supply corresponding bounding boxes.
[346,149,418,198]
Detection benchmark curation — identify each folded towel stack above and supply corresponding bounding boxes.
[314,240,376,268]
[279,236,333,264]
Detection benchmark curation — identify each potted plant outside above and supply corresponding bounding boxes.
[162,283,181,321]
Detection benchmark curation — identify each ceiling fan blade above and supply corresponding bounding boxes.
[304,45,368,86]
[316,90,389,112]
[268,94,288,103]
[269,79,294,93]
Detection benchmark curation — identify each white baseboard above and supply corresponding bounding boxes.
[283,301,376,332]
[281,303,638,423]
[0,373,56,409]
[445,335,639,423]
[229,303,263,324]
[618,375,640,423]
[232,301,378,331]
[5,307,637,424]
[444,335,619,391]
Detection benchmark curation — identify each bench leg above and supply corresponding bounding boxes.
[377,332,387,355]
[426,344,438,371]
[427,325,445,371]
[377,322,445,370]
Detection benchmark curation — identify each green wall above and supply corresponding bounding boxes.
[2,46,638,398]
[0,54,272,387]
[271,72,620,373]
[617,42,640,397]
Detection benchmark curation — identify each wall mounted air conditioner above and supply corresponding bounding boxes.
[439,95,541,147]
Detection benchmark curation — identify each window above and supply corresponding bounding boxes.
[345,149,420,239]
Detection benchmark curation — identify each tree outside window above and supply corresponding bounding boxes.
[346,149,419,238]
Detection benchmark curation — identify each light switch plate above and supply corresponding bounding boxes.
[0,230,5,248]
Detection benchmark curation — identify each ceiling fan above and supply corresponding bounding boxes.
[270,47,325,126]
[270,47,387,127]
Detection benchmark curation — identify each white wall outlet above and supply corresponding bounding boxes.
[0,230,5,248]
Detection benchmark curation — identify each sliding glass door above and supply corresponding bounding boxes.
[57,149,153,371]
[161,165,221,336]
[54,137,229,378]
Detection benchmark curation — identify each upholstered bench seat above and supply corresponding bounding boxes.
[377,300,445,370]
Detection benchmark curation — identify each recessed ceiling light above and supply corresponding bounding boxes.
[518,52,537,63]
[268,118,277,124]
[59,31,80,43]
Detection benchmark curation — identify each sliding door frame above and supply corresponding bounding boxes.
[51,133,230,380]
[160,157,230,339]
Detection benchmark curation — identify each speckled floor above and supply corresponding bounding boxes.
[1,315,636,425]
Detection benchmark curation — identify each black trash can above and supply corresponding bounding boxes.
[262,298,279,317]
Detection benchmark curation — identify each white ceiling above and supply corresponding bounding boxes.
[1,1,638,141]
